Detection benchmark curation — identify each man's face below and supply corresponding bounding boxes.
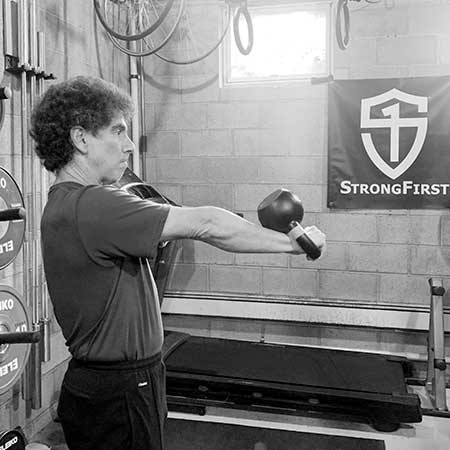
[86,113,134,184]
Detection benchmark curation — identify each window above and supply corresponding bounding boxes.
[222,1,331,85]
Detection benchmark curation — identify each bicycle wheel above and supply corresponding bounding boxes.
[93,0,176,42]
[105,0,186,57]
[155,0,232,65]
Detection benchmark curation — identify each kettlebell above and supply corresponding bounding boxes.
[257,189,321,260]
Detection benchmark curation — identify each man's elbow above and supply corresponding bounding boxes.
[190,206,221,241]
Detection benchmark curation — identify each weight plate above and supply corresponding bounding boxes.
[0,428,26,450]
[0,286,30,396]
[0,167,25,270]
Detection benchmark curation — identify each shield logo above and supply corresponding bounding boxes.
[360,88,428,180]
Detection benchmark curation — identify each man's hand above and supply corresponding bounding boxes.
[289,225,326,258]
[305,226,326,259]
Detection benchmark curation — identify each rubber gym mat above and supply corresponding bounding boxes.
[165,419,386,450]
[165,336,406,394]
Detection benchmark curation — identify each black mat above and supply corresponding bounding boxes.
[166,337,405,394]
[165,419,386,450]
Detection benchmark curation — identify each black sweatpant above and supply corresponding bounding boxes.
[57,353,167,450]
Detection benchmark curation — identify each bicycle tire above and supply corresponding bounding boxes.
[93,0,176,42]
[155,1,232,65]
[154,0,231,65]
[105,0,186,57]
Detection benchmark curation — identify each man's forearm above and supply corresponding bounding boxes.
[197,206,300,254]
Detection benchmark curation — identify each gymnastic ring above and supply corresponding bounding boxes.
[336,0,350,50]
[233,5,254,56]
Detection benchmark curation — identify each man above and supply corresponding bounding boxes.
[30,76,326,450]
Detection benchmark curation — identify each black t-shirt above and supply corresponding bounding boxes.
[41,182,170,361]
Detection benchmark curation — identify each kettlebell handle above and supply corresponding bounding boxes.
[287,221,322,260]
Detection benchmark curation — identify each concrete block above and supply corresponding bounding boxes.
[220,83,327,102]
[155,158,208,183]
[377,36,437,65]
[167,263,209,291]
[206,157,260,183]
[319,271,378,302]
[262,268,317,298]
[410,246,450,276]
[409,215,441,246]
[441,215,450,246]
[234,129,285,157]
[180,240,234,265]
[379,274,436,305]
[144,76,181,104]
[144,105,156,133]
[45,50,66,80]
[144,157,158,183]
[210,266,261,294]
[408,5,450,35]
[181,75,221,103]
[290,242,347,271]
[146,132,180,157]
[234,127,324,157]
[234,183,323,213]
[351,8,408,38]
[318,213,377,243]
[41,0,64,18]
[1,74,20,118]
[153,103,207,130]
[67,25,91,68]
[259,156,324,184]
[334,38,377,69]
[236,253,288,268]
[66,0,94,27]
[181,183,234,209]
[348,243,408,273]
[349,65,410,80]
[44,13,65,54]
[181,130,233,157]
[207,102,261,129]
[259,100,325,131]
[377,215,410,244]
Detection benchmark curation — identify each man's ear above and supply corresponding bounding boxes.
[70,126,88,154]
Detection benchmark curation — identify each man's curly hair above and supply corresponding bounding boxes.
[30,76,134,172]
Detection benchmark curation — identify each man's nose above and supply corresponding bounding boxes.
[124,135,135,153]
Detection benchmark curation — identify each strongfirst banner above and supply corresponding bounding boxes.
[328,76,450,209]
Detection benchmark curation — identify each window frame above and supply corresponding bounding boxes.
[220,0,333,87]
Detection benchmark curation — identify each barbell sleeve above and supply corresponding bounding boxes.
[287,221,321,260]
[0,329,41,344]
[0,207,26,222]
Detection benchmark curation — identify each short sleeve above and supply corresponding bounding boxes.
[76,185,170,262]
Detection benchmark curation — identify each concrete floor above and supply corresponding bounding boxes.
[29,388,450,450]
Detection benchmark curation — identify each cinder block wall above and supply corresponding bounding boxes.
[0,0,128,438]
[143,0,450,354]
